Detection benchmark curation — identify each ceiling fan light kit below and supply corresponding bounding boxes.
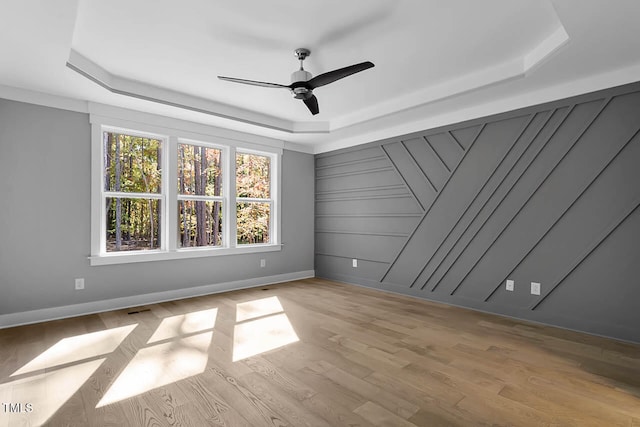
[218,48,374,116]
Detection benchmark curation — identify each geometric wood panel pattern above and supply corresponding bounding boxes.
[315,81,640,343]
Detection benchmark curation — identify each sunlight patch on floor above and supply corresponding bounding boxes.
[236,296,284,322]
[0,358,105,426]
[96,331,213,407]
[12,324,137,376]
[148,308,218,344]
[232,313,299,361]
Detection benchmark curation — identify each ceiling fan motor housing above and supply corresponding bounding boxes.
[290,69,312,98]
[218,46,373,114]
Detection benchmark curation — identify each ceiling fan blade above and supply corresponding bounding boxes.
[303,94,319,115]
[218,76,289,89]
[307,61,374,89]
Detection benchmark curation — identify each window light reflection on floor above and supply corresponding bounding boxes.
[232,296,299,362]
[148,308,218,344]
[236,296,284,322]
[97,332,213,407]
[1,359,106,426]
[97,307,218,408]
[12,324,137,376]
[1,298,297,420]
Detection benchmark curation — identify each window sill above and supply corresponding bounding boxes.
[89,244,282,266]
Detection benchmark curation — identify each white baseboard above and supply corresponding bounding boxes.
[0,270,315,329]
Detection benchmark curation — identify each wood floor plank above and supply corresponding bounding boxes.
[299,392,377,427]
[320,362,420,419]
[353,401,418,427]
[240,372,332,427]
[177,374,252,427]
[0,278,638,426]
[206,365,291,426]
[241,356,316,401]
[498,384,629,427]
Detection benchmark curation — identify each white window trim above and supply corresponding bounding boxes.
[235,147,278,247]
[89,116,282,266]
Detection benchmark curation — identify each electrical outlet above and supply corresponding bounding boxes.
[506,279,514,291]
[531,282,541,295]
[75,278,85,290]
[260,259,266,268]
[352,259,358,268]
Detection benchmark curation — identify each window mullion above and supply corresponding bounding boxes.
[227,146,236,248]
[177,195,224,202]
[236,197,270,203]
[103,191,163,200]
[91,120,280,264]
[273,152,280,245]
[167,136,178,251]
[92,123,105,255]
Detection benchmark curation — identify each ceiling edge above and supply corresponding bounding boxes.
[66,49,331,135]
[313,60,640,154]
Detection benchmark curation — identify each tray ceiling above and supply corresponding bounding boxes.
[1,0,640,152]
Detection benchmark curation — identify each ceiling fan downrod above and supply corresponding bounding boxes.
[291,48,312,86]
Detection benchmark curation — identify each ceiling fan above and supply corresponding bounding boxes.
[218,48,374,116]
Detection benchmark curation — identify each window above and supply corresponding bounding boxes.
[90,119,280,265]
[236,151,272,245]
[178,142,223,248]
[102,131,163,252]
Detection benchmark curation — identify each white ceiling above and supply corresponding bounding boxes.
[1,0,640,153]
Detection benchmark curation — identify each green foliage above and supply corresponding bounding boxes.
[104,133,161,251]
[237,202,270,244]
[104,133,162,193]
[104,135,272,250]
[236,153,270,198]
[178,144,222,196]
[179,200,223,247]
[236,153,271,244]
[178,144,223,247]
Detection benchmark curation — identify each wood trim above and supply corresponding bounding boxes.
[379,123,487,283]
[447,130,466,153]
[446,98,612,295]
[485,125,640,302]
[0,270,315,329]
[530,199,640,310]
[406,112,540,289]
[424,106,574,292]
[315,230,410,237]
[400,140,438,194]
[315,166,394,180]
[315,155,387,170]
[315,194,414,202]
[381,144,425,211]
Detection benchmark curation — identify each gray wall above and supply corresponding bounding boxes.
[316,81,640,344]
[0,99,314,315]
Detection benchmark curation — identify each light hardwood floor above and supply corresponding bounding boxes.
[1,278,639,426]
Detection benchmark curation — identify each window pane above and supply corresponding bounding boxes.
[105,198,161,252]
[178,200,223,247]
[178,144,222,196]
[236,153,270,199]
[104,132,162,193]
[237,202,270,244]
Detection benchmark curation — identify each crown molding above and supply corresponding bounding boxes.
[67,49,331,134]
[66,24,568,139]
[313,59,640,154]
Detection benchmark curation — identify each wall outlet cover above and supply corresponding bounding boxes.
[506,279,514,291]
[531,282,541,295]
[75,278,85,290]
[352,259,358,268]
